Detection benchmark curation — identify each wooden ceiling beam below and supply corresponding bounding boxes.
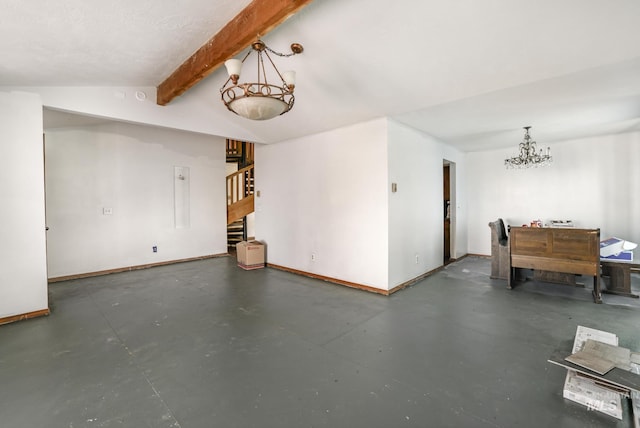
[156,0,313,106]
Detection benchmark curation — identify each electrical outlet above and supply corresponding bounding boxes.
[311,253,316,261]
[153,246,157,253]
[415,254,419,264]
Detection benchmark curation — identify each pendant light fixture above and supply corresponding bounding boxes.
[505,126,552,169]
[221,40,303,120]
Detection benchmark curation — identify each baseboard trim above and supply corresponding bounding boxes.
[48,253,229,283]
[388,266,444,294]
[267,263,451,296]
[267,263,391,296]
[0,308,50,326]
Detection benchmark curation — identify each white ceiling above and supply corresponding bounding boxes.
[6,0,640,151]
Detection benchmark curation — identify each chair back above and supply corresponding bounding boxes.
[489,218,508,246]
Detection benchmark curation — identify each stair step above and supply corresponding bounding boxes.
[227,215,246,248]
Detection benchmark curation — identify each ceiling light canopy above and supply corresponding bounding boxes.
[504,126,552,169]
[221,40,303,121]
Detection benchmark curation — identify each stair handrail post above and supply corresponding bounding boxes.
[226,164,254,205]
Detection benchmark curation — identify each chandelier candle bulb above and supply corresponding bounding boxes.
[282,70,296,89]
[224,59,242,84]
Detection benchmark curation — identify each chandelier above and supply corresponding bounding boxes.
[221,40,303,121]
[504,126,552,169]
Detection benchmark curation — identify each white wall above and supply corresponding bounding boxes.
[45,122,227,278]
[387,120,467,287]
[466,131,640,255]
[0,92,49,318]
[4,85,261,144]
[255,118,469,291]
[255,119,390,290]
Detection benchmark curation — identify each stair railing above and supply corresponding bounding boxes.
[226,139,242,158]
[226,164,255,224]
[244,142,254,165]
[226,139,254,166]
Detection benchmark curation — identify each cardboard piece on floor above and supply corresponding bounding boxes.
[559,326,625,420]
[632,392,640,428]
[563,370,623,420]
[583,340,631,370]
[565,350,616,375]
[550,347,640,392]
[572,326,618,353]
[589,340,631,369]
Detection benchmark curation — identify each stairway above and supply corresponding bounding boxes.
[227,218,246,250]
[226,139,255,249]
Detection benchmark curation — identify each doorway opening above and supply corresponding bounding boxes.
[443,161,455,264]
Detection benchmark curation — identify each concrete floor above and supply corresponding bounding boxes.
[1,256,639,428]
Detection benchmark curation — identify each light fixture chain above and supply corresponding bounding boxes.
[262,49,287,87]
[257,50,265,86]
[263,44,298,58]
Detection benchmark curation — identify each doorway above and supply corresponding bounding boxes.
[443,161,453,264]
